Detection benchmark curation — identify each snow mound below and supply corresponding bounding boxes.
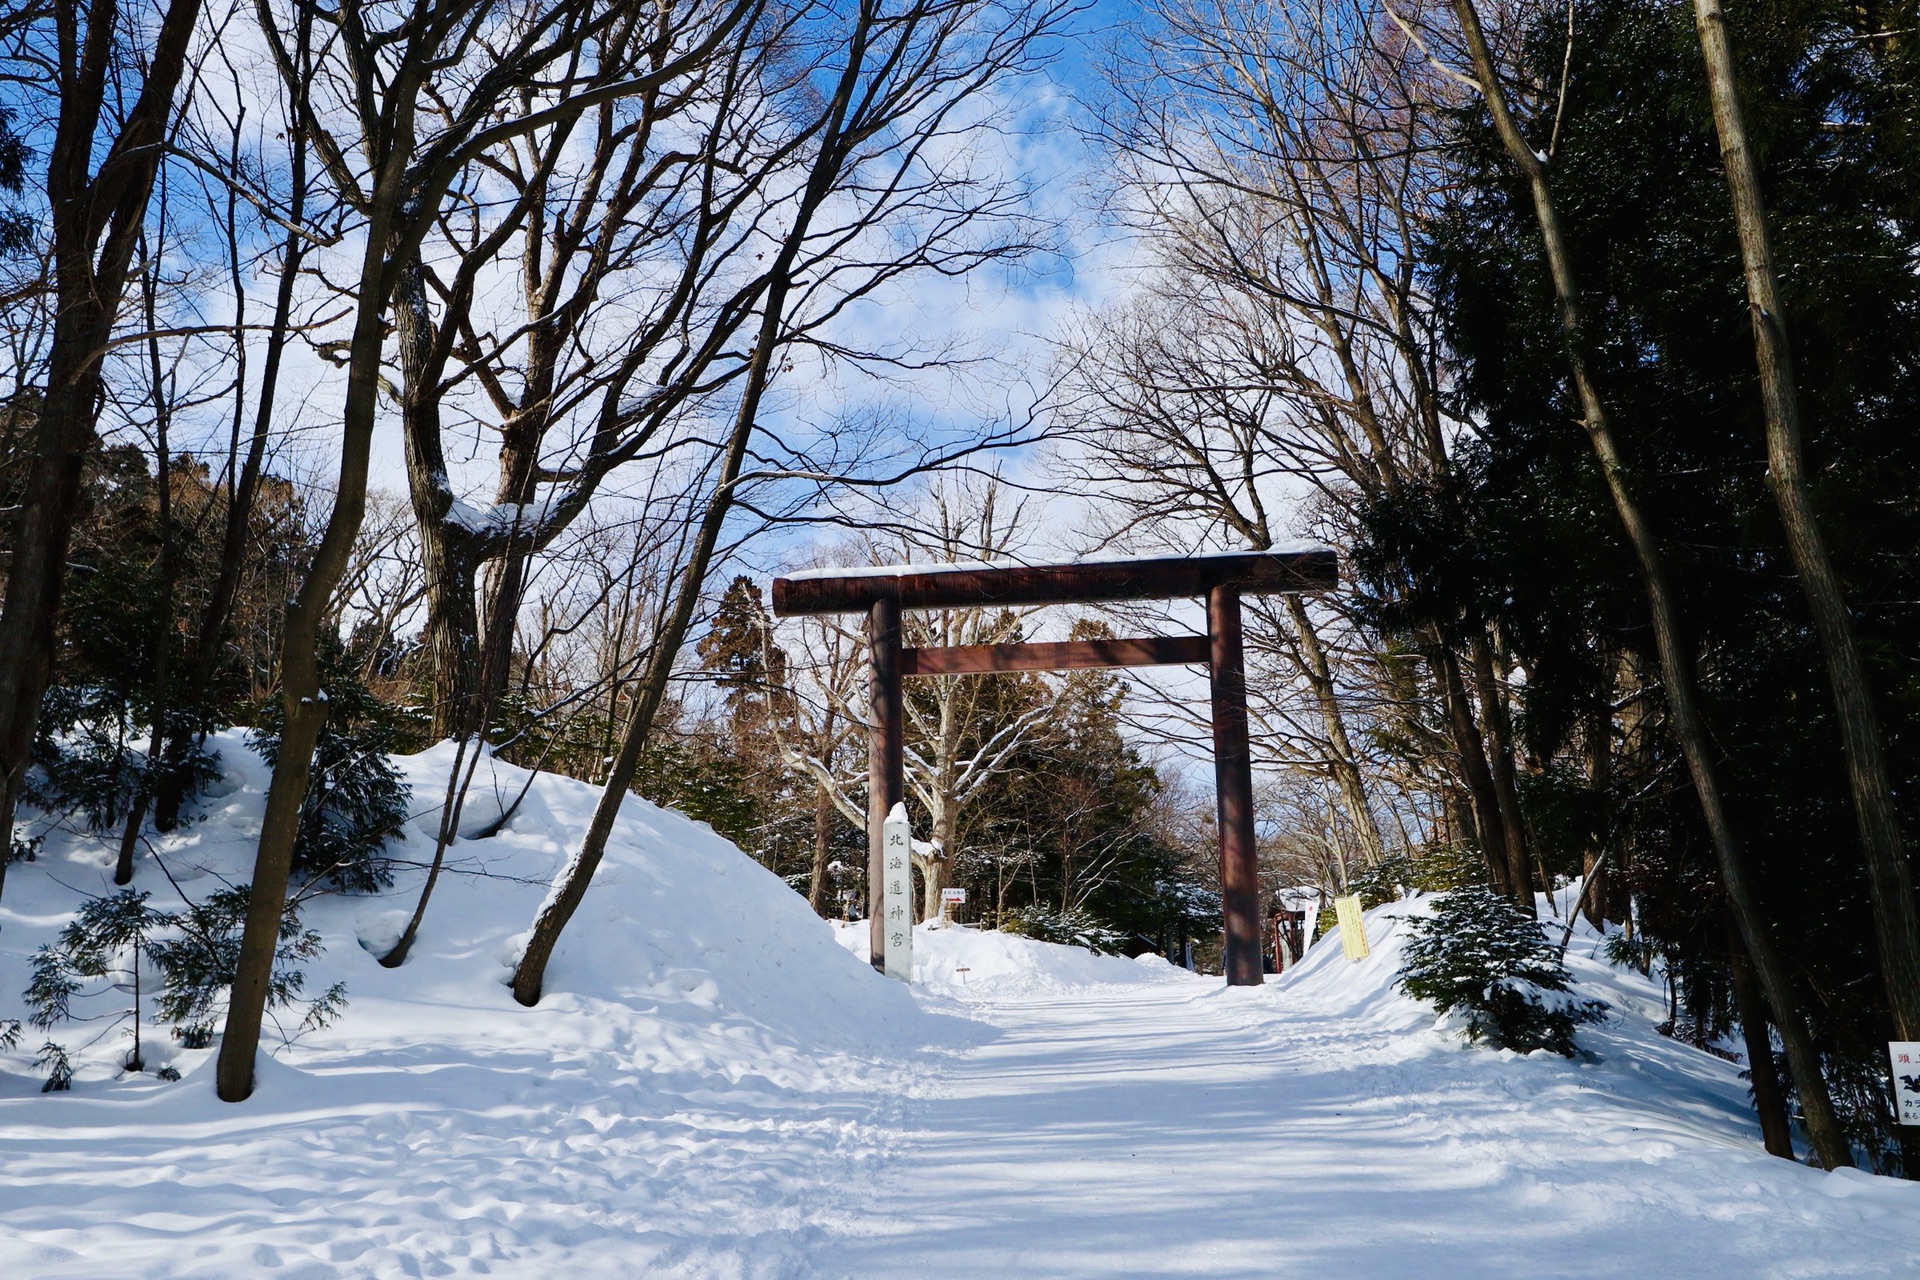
[0,732,935,1276]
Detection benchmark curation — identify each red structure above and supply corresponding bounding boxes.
[771,549,1339,986]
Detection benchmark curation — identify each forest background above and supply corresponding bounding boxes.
[0,0,1917,1174]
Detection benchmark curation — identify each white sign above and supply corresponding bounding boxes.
[941,887,967,903]
[1890,1042,1920,1125]
[882,803,913,982]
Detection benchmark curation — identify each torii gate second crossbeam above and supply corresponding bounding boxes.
[771,548,1339,986]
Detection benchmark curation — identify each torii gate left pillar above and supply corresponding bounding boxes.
[773,549,1339,986]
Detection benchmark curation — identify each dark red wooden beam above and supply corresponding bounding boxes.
[772,549,1336,617]
[900,635,1209,677]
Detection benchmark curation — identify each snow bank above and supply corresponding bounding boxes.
[0,733,935,1277]
[832,920,1191,999]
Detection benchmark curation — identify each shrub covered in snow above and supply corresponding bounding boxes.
[999,905,1127,955]
[1398,886,1607,1056]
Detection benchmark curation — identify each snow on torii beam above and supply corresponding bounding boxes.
[771,549,1339,988]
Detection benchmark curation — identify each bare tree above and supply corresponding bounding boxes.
[889,480,1058,921]
[0,0,210,887]
[1062,0,1531,904]
[152,33,318,830]
[393,0,790,743]
[509,0,1074,1004]
[762,597,869,915]
[218,0,757,1102]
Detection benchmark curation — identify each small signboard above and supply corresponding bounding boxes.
[882,804,913,982]
[1890,1042,1920,1125]
[941,887,967,903]
[1333,895,1370,961]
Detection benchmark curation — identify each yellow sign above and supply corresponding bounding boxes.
[1334,895,1370,960]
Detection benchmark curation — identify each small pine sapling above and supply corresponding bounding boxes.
[21,886,348,1087]
[248,638,411,892]
[150,885,346,1049]
[26,889,167,1073]
[1399,885,1608,1056]
[36,1041,73,1092]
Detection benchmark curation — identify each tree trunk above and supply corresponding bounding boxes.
[155,114,306,832]
[1428,635,1512,895]
[1693,0,1920,1047]
[396,261,490,743]
[1582,679,1616,929]
[1450,0,1853,1169]
[0,0,208,886]
[1285,594,1387,868]
[0,350,101,896]
[918,801,955,925]
[808,780,834,916]
[1725,916,1795,1159]
[116,257,180,884]
[472,417,547,715]
[216,207,398,1101]
[512,234,805,1004]
[1471,633,1535,912]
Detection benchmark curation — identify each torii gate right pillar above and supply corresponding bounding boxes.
[1208,585,1263,986]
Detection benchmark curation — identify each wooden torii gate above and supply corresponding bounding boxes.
[771,548,1338,986]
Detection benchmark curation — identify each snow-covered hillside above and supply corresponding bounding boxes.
[0,736,937,1276]
[3,740,1918,1277]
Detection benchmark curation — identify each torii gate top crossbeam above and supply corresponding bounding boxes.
[770,548,1336,617]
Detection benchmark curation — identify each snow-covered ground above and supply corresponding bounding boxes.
[2,739,1916,1277]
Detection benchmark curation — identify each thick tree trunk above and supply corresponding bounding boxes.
[0,0,208,885]
[1450,0,1853,1169]
[216,210,397,1102]
[1429,636,1511,894]
[396,262,490,743]
[1725,916,1796,1159]
[473,419,546,715]
[1693,0,1920,1047]
[0,339,102,895]
[918,801,955,924]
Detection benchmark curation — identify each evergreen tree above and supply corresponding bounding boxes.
[1400,887,1608,1056]
[1382,0,1920,1168]
[249,637,411,892]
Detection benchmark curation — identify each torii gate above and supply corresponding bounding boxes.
[771,548,1338,986]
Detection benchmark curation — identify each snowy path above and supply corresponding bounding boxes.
[818,973,1920,1278]
[5,746,1918,1279]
